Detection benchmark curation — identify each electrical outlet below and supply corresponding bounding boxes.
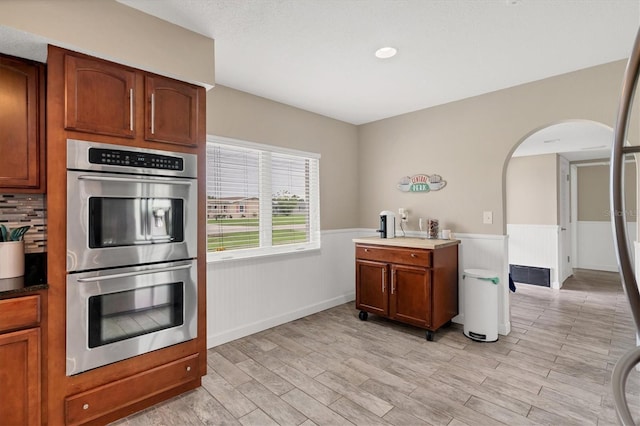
[398,208,408,223]
[483,211,493,224]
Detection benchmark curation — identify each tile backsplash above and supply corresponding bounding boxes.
[0,194,47,253]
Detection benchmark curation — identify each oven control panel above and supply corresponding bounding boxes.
[88,147,184,171]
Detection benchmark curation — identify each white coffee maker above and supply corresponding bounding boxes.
[377,210,396,238]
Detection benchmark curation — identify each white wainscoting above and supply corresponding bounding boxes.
[576,221,636,272]
[453,233,511,336]
[507,224,560,288]
[206,229,358,348]
[206,229,511,348]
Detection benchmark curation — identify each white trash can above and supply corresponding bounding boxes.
[463,268,499,342]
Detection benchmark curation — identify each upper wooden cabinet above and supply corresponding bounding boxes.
[65,54,135,138]
[145,75,199,147]
[63,51,201,148]
[0,54,45,192]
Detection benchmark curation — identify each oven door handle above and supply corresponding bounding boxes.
[76,264,192,282]
[77,175,192,186]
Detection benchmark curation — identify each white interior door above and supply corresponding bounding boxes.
[559,156,573,282]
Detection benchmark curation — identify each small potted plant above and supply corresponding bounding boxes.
[0,225,30,279]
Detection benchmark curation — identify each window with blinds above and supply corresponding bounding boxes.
[206,136,321,261]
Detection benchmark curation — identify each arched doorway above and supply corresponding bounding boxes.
[504,120,634,289]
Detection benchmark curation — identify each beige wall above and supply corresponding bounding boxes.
[3,3,637,234]
[578,162,637,222]
[506,154,558,225]
[358,60,636,234]
[0,0,214,87]
[206,85,359,230]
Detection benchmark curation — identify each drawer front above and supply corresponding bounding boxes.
[65,353,200,425]
[356,244,431,267]
[0,295,40,333]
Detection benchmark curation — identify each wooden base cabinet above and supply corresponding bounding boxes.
[355,242,458,341]
[0,295,41,425]
[390,264,432,328]
[355,259,389,317]
[65,354,199,426]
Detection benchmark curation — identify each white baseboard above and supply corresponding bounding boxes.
[576,263,619,273]
[207,292,355,348]
[206,228,512,348]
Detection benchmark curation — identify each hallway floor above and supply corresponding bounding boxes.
[112,269,639,425]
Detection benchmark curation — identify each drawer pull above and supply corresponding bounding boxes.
[411,253,417,258]
[364,248,370,252]
[186,366,191,372]
[83,404,89,410]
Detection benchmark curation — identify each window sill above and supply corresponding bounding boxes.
[206,242,321,263]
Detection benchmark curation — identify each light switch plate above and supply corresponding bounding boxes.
[483,211,493,224]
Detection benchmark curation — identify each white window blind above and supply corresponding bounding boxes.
[207,135,320,261]
[207,144,260,251]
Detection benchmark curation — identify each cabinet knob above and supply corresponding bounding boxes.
[364,248,370,252]
[186,366,191,372]
[83,404,89,410]
[411,253,417,258]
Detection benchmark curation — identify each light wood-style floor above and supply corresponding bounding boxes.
[112,269,640,425]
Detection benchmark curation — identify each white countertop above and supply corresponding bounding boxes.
[352,236,460,250]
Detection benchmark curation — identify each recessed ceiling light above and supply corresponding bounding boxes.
[375,47,397,59]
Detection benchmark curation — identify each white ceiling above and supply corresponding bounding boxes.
[1,1,638,161]
[513,121,613,162]
[119,0,640,126]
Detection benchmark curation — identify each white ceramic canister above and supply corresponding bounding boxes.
[0,240,25,279]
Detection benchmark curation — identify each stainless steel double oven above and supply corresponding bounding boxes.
[66,139,198,376]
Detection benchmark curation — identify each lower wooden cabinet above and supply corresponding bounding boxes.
[0,295,41,426]
[65,353,200,425]
[355,259,389,317]
[355,242,458,340]
[390,263,432,328]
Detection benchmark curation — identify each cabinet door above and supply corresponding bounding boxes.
[0,56,43,190]
[145,75,199,146]
[0,328,40,425]
[390,264,431,328]
[65,54,135,138]
[355,259,388,316]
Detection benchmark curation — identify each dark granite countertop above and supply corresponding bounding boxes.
[0,252,47,299]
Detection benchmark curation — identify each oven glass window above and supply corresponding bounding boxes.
[88,197,184,248]
[87,282,184,348]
